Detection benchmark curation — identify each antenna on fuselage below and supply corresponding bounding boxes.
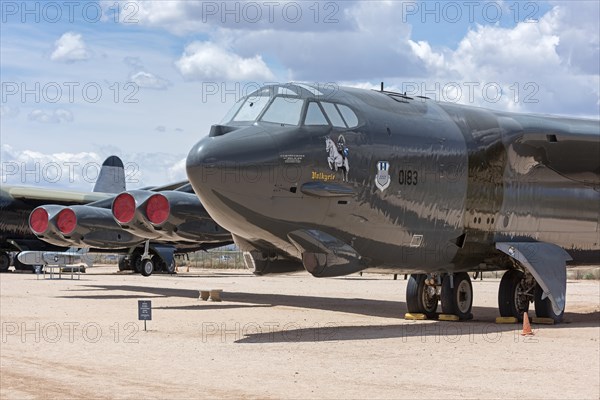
[380,82,384,92]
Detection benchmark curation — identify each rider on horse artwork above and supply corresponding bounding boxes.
[326,135,350,182]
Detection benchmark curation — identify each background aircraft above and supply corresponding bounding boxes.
[0,156,125,272]
[186,83,600,323]
[28,182,232,276]
[3,155,232,275]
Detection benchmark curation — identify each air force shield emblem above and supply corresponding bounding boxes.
[375,161,391,192]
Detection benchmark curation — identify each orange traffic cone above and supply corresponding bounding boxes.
[520,312,534,336]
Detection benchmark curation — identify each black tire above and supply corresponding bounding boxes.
[133,255,142,274]
[498,270,530,321]
[441,272,473,320]
[165,259,176,274]
[0,252,9,273]
[534,284,564,323]
[140,258,154,277]
[406,274,438,318]
[118,256,129,271]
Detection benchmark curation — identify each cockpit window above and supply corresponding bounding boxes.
[232,96,270,122]
[304,102,328,125]
[337,104,359,127]
[278,87,298,96]
[220,88,360,129]
[321,102,346,128]
[220,98,244,124]
[260,96,304,126]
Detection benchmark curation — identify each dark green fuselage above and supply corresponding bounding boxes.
[186,84,599,275]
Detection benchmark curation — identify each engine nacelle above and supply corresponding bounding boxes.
[29,205,78,247]
[55,205,143,249]
[112,190,163,239]
[145,191,231,243]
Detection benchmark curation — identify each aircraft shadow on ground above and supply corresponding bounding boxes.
[29,277,600,340]
[60,285,199,299]
[233,312,600,343]
[234,322,523,343]
[61,285,410,318]
[59,285,599,332]
[152,304,273,311]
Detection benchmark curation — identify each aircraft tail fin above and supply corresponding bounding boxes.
[93,156,126,194]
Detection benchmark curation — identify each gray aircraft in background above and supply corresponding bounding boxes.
[186,83,600,323]
[2,156,231,275]
[0,156,127,271]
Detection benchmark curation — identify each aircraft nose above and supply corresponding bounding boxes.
[186,131,277,203]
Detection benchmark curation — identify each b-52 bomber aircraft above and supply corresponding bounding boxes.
[0,155,127,272]
[28,180,232,276]
[1,155,231,275]
[186,83,599,323]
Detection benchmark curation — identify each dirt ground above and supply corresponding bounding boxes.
[1,266,599,400]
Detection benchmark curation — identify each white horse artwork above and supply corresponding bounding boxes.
[325,137,349,181]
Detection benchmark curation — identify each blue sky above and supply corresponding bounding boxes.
[1,1,598,190]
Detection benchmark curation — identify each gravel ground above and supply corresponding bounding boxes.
[1,267,599,399]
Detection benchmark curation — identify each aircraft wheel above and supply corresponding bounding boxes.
[165,259,176,274]
[140,258,154,277]
[441,272,473,320]
[118,256,129,271]
[406,274,438,318]
[0,252,9,272]
[534,283,564,323]
[132,254,142,274]
[498,269,532,321]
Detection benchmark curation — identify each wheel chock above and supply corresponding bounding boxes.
[495,316,518,324]
[404,313,427,320]
[199,290,210,301]
[532,317,555,325]
[209,289,223,302]
[439,314,460,321]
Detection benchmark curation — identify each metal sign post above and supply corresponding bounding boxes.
[138,300,152,331]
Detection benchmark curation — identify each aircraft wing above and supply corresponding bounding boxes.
[145,180,190,192]
[508,116,600,187]
[4,185,112,206]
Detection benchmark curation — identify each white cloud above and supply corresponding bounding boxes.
[1,144,188,190]
[115,1,420,81]
[28,109,74,124]
[0,105,20,119]
[100,0,356,35]
[175,42,275,81]
[131,71,171,89]
[50,32,90,63]
[166,157,187,183]
[204,1,421,81]
[550,2,599,75]
[124,56,171,89]
[1,144,102,189]
[406,5,599,116]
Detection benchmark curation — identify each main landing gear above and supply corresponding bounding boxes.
[498,269,564,323]
[406,272,474,320]
[405,269,564,323]
[0,252,9,273]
